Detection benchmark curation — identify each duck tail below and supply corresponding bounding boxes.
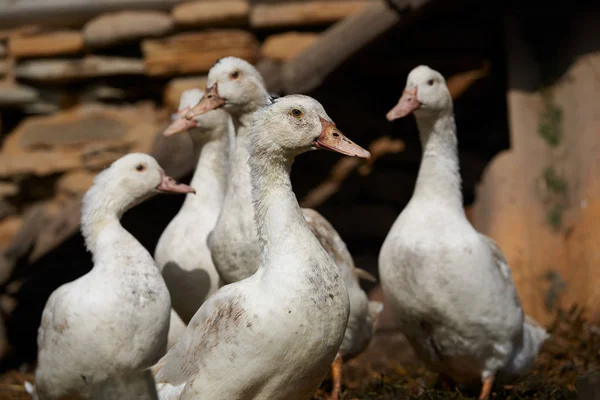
[524,315,551,344]
[501,315,549,381]
[25,381,39,400]
[150,354,168,380]
[368,301,384,333]
[355,268,378,283]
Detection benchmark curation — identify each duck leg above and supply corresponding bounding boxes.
[329,353,343,400]
[478,376,494,400]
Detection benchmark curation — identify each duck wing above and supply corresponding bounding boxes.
[153,284,248,386]
[478,233,523,310]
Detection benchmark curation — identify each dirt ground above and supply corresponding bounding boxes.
[0,307,597,400]
[312,306,599,400]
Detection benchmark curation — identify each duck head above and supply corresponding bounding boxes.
[251,95,370,159]
[81,153,194,253]
[386,65,452,121]
[163,88,230,142]
[89,153,195,208]
[185,57,269,119]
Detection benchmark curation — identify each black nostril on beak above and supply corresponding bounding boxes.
[332,133,339,137]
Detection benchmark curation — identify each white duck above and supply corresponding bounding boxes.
[155,89,233,326]
[31,153,194,400]
[185,56,383,399]
[152,95,370,400]
[379,65,548,399]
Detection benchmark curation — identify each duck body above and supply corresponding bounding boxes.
[33,154,194,400]
[206,130,258,284]
[155,89,232,324]
[380,198,523,382]
[379,66,547,395]
[37,229,169,380]
[154,95,371,400]
[37,250,169,398]
[158,245,349,400]
[155,181,223,307]
[155,170,224,323]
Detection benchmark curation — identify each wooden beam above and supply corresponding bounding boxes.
[142,31,259,76]
[0,0,185,29]
[163,76,208,110]
[250,1,371,29]
[9,31,84,58]
[252,0,376,3]
[280,0,437,94]
[172,1,249,27]
[83,11,174,49]
[281,0,400,94]
[260,32,320,62]
[16,56,146,82]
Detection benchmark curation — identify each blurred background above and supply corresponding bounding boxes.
[0,0,597,396]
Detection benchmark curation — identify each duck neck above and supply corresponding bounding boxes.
[187,130,230,209]
[81,187,133,257]
[249,150,309,269]
[226,84,269,168]
[223,112,256,208]
[413,111,463,212]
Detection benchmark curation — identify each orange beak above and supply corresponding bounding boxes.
[156,170,195,194]
[313,118,370,159]
[163,107,198,137]
[184,84,226,119]
[386,87,421,121]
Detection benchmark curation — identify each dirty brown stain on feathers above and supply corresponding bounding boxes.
[55,319,69,333]
[205,300,246,335]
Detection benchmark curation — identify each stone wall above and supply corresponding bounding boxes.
[0,0,514,368]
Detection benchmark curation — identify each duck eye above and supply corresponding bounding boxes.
[229,71,240,80]
[290,109,303,118]
[135,164,146,172]
[427,79,434,86]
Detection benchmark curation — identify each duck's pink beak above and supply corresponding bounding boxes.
[184,84,225,119]
[386,87,420,121]
[157,170,195,194]
[163,108,198,137]
[313,118,370,159]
